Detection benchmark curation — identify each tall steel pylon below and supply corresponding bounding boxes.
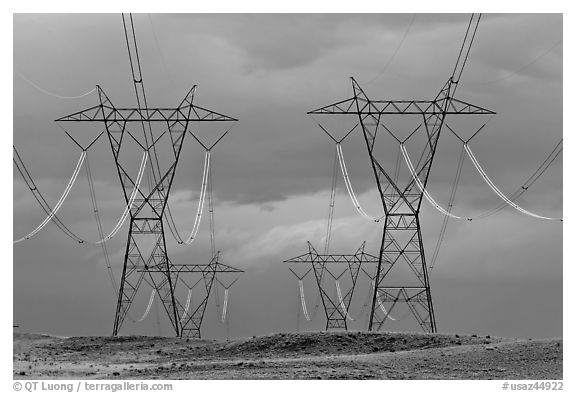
[55,14,238,337]
[57,86,237,337]
[308,15,495,333]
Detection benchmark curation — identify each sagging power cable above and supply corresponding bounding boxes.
[14,150,86,244]
[216,277,239,325]
[337,143,385,222]
[366,14,417,84]
[335,280,354,321]
[429,144,466,271]
[207,154,217,257]
[401,143,469,220]
[402,141,562,222]
[95,151,149,244]
[476,39,562,86]
[470,139,562,220]
[180,288,193,323]
[136,289,156,322]
[324,147,339,254]
[221,288,229,323]
[184,150,211,244]
[15,70,96,100]
[13,146,85,243]
[85,152,119,293]
[371,280,396,321]
[465,144,562,221]
[162,150,212,246]
[298,280,311,321]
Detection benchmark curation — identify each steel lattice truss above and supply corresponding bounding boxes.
[57,85,237,337]
[138,252,243,338]
[284,242,381,330]
[307,77,494,333]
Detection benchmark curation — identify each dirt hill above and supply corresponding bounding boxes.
[13,331,562,379]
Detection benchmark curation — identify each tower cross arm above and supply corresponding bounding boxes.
[55,105,238,123]
[139,263,244,274]
[284,252,380,264]
[442,98,496,115]
[307,98,495,116]
[307,97,359,115]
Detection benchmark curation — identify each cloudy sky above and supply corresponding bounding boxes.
[12,13,562,339]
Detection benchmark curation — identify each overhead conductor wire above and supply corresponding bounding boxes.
[180,288,193,322]
[335,280,354,321]
[15,70,96,100]
[470,139,562,219]
[184,150,211,244]
[401,143,469,220]
[366,14,417,84]
[85,152,119,293]
[337,143,385,222]
[298,280,311,321]
[96,151,149,244]
[465,144,562,221]
[13,146,85,243]
[221,288,229,323]
[429,144,466,271]
[137,289,157,322]
[14,150,86,244]
[372,280,396,321]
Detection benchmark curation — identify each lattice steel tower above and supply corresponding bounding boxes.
[56,14,238,337]
[284,242,379,330]
[308,15,495,332]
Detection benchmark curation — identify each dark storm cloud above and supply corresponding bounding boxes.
[13,13,562,206]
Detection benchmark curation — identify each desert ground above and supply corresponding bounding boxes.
[13,331,562,380]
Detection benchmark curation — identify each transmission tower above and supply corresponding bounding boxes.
[55,14,239,337]
[284,242,379,330]
[141,252,243,338]
[307,14,495,333]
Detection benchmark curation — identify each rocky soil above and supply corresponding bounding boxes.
[13,331,562,379]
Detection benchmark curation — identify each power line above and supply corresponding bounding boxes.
[15,70,96,100]
[465,143,562,221]
[429,143,466,272]
[366,14,417,84]
[472,139,562,219]
[208,154,217,258]
[476,40,562,85]
[14,150,86,244]
[454,14,482,83]
[324,146,339,254]
[13,146,85,243]
[147,14,176,87]
[85,153,119,294]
